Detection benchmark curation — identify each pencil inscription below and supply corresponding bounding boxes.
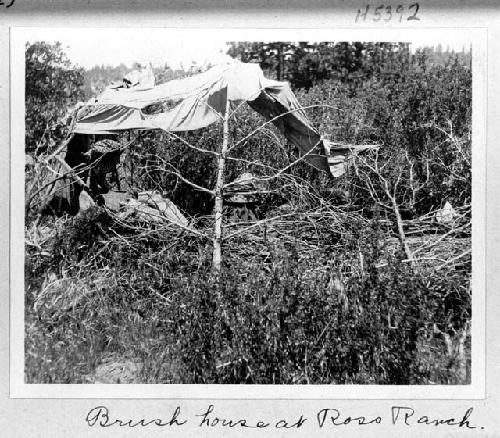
[355,3,421,22]
[84,405,484,430]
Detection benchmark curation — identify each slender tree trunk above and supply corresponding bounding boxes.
[388,193,414,264]
[212,97,230,271]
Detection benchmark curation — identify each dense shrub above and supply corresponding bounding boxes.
[25,42,85,155]
[25,209,470,384]
[295,52,471,216]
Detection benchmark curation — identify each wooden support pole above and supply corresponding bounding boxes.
[212,97,230,271]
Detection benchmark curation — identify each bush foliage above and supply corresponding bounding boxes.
[26,208,470,384]
[25,41,85,155]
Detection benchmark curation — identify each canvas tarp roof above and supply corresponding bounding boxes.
[75,62,373,177]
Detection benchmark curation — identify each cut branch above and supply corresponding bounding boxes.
[166,130,219,157]
[227,103,340,153]
[223,140,321,190]
[159,163,215,196]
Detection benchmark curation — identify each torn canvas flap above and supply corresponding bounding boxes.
[248,90,329,173]
[74,104,155,134]
[74,61,375,177]
[323,140,380,177]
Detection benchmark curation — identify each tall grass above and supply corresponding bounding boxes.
[25,208,470,384]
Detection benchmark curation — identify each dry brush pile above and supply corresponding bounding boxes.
[25,163,471,384]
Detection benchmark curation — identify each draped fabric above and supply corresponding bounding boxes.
[75,62,374,176]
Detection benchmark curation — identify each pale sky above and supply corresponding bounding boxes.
[22,28,472,70]
[24,28,233,69]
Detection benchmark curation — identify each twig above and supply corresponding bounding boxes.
[166,131,219,157]
[435,249,471,271]
[227,103,339,153]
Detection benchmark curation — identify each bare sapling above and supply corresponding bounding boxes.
[212,97,230,271]
[354,151,414,265]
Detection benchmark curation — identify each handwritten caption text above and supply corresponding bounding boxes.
[85,404,484,431]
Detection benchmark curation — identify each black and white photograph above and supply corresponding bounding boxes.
[20,28,475,388]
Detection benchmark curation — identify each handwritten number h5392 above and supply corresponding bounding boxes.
[355,3,421,23]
